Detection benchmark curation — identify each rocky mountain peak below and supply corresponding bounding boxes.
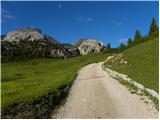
[16,27,42,33]
[2,27,59,45]
[75,38,104,55]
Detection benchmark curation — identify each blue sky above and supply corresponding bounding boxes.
[1,1,159,48]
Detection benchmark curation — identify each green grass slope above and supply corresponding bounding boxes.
[104,38,159,92]
[1,53,108,110]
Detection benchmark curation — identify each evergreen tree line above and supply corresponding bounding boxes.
[104,17,159,53]
[1,39,67,62]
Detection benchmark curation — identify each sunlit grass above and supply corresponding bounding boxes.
[104,38,159,92]
[1,53,108,109]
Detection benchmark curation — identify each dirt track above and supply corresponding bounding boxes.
[51,62,158,119]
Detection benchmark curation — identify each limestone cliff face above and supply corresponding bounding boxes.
[75,38,104,55]
[3,27,59,44]
[3,27,44,42]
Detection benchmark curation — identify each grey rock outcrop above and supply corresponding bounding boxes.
[3,27,44,42]
[3,27,60,45]
[75,38,104,55]
[50,45,79,58]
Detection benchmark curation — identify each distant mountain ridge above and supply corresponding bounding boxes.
[1,27,104,62]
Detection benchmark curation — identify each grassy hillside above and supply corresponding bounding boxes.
[104,38,159,92]
[2,53,108,112]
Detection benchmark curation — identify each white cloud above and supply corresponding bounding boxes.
[75,16,94,23]
[114,21,123,26]
[58,4,62,9]
[1,8,15,23]
[86,18,94,22]
[119,38,128,44]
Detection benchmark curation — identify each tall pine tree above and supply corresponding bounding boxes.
[106,43,111,50]
[118,43,126,52]
[127,38,133,47]
[134,30,142,44]
[149,17,159,36]
[105,43,111,53]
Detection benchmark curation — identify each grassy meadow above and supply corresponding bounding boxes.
[1,53,108,110]
[104,38,159,92]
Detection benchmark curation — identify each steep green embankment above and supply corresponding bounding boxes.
[104,38,159,92]
[1,53,108,118]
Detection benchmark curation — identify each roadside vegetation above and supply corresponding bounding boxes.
[104,38,158,92]
[113,77,158,110]
[1,52,108,118]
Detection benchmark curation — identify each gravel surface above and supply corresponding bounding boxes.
[51,62,158,119]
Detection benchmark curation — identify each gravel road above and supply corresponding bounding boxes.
[51,62,158,119]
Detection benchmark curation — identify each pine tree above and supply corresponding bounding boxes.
[118,43,126,52]
[134,30,142,44]
[127,38,133,47]
[105,43,111,53]
[106,43,111,50]
[149,17,159,36]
